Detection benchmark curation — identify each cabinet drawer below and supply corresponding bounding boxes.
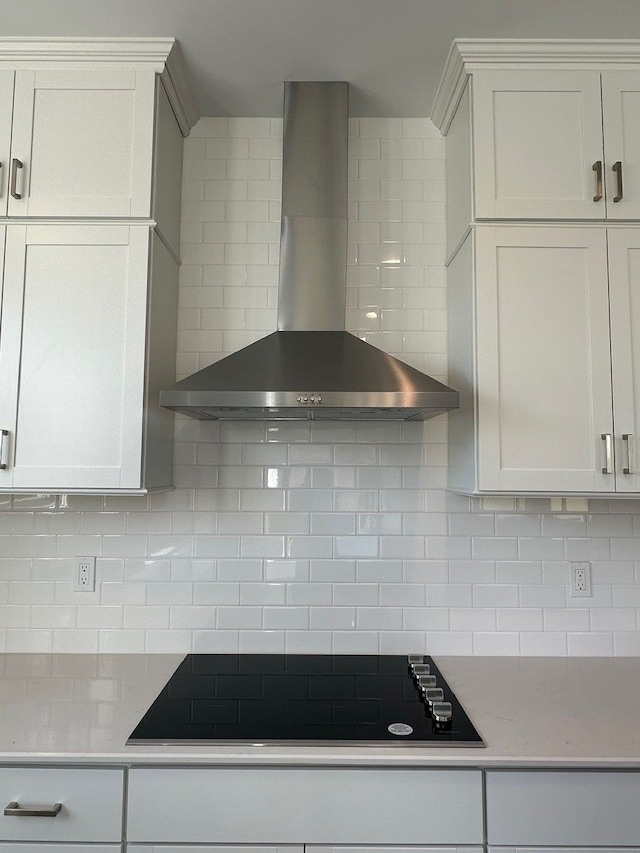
[0,767,123,842]
[130,847,302,853]
[0,847,119,852]
[486,771,640,845]
[128,768,483,845]
[489,848,640,853]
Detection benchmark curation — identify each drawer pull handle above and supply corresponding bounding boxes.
[4,801,62,817]
[592,160,603,201]
[613,160,623,202]
[10,158,23,200]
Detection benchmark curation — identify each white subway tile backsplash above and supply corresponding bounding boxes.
[473,632,520,655]
[0,116,638,655]
[264,607,309,630]
[567,632,614,656]
[497,608,544,632]
[520,632,568,656]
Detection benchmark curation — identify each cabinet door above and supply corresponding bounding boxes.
[0,224,150,491]
[475,227,615,492]
[608,228,640,491]
[8,69,155,217]
[602,72,640,219]
[473,70,604,220]
[0,72,14,216]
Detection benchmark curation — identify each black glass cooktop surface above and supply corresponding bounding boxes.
[128,654,484,747]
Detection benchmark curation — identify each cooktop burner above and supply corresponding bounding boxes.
[128,654,484,747]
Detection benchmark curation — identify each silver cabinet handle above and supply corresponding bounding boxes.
[601,433,613,474]
[592,160,603,202]
[623,433,635,474]
[0,161,3,198]
[0,429,8,470]
[4,801,62,817]
[10,158,22,200]
[613,160,623,202]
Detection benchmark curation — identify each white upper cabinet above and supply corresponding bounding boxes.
[472,69,640,222]
[437,41,640,496]
[472,226,614,493]
[433,41,640,248]
[448,223,640,496]
[0,40,197,494]
[8,69,155,218]
[0,225,178,493]
[0,39,197,241]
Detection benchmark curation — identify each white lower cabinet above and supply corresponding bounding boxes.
[126,768,483,846]
[0,224,178,493]
[486,771,640,846]
[0,766,123,843]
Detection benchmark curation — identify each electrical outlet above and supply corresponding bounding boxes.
[74,556,96,592]
[569,561,592,597]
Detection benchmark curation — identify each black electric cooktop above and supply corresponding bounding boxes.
[128,654,484,747]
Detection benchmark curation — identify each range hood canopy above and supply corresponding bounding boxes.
[160,81,459,422]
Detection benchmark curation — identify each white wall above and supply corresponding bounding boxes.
[0,116,639,656]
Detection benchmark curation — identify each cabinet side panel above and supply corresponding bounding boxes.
[447,231,476,493]
[446,80,472,260]
[143,230,179,490]
[152,79,184,259]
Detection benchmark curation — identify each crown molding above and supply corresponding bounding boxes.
[0,37,199,135]
[431,38,640,133]
[161,40,200,136]
[0,37,177,66]
[430,41,468,133]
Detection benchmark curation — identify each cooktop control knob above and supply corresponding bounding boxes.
[432,701,453,729]
[407,654,427,664]
[411,663,431,679]
[417,674,437,691]
[423,687,445,708]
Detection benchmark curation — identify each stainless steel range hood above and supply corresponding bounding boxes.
[160,81,459,421]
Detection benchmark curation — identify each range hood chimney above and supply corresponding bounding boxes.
[160,82,459,421]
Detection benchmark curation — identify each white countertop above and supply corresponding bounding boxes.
[0,653,638,768]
